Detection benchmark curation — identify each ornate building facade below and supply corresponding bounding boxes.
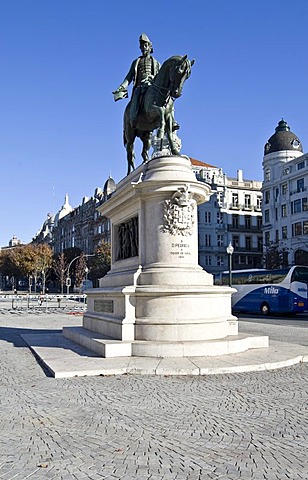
[33,177,116,254]
[262,119,308,265]
[192,159,263,275]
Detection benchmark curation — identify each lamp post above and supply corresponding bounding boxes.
[66,254,95,294]
[29,275,33,294]
[226,242,234,287]
[85,267,89,279]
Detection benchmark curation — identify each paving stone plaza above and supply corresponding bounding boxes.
[1,305,308,480]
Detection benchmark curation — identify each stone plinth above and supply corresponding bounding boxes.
[63,155,268,357]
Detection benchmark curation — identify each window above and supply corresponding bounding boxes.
[265,232,270,246]
[292,199,301,214]
[232,235,239,249]
[232,193,239,207]
[244,194,251,208]
[245,216,251,229]
[302,198,308,211]
[275,188,279,200]
[239,255,247,265]
[217,192,223,206]
[204,212,211,223]
[232,215,239,228]
[275,230,279,242]
[292,222,302,236]
[205,255,212,266]
[205,234,211,247]
[282,226,288,239]
[217,234,224,247]
[281,204,287,217]
[281,183,288,195]
[297,178,305,192]
[304,221,308,235]
[217,212,223,224]
[216,256,223,266]
[257,216,262,229]
[265,190,270,204]
[264,210,270,223]
[256,196,262,209]
[265,169,271,181]
[297,161,305,170]
[257,237,263,251]
[283,167,291,175]
[245,236,251,250]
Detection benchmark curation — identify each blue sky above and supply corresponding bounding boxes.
[1,0,308,246]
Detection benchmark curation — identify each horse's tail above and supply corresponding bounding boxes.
[123,128,127,147]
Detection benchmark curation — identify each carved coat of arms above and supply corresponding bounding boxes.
[161,184,196,236]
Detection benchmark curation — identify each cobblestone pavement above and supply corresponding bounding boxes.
[0,311,308,480]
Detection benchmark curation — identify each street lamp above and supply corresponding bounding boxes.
[85,267,89,279]
[226,242,234,287]
[66,254,95,294]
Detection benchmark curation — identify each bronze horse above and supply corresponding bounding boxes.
[123,55,194,175]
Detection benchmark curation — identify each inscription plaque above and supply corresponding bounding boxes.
[170,240,192,259]
[94,299,114,314]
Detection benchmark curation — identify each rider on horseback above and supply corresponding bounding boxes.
[113,34,180,131]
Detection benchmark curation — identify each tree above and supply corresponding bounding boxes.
[75,253,88,291]
[264,241,289,269]
[53,252,68,294]
[0,244,53,292]
[88,242,111,286]
[0,248,21,289]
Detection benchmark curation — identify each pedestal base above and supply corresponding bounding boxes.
[62,155,269,359]
[62,280,269,358]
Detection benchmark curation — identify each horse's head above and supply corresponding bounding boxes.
[169,55,195,98]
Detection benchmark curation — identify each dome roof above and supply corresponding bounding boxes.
[264,119,303,155]
[103,177,116,197]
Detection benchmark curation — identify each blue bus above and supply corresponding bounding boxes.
[215,266,308,315]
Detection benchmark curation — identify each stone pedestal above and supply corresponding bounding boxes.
[63,155,268,357]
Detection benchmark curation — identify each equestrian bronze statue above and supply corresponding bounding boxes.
[113,34,194,175]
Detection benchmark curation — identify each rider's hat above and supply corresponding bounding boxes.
[139,33,153,53]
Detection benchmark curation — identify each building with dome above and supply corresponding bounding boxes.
[33,177,116,255]
[52,181,116,255]
[32,214,55,245]
[262,119,308,265]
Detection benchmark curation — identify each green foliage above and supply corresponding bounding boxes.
[88,242,111,285]
[0,243,53,292]
[264,241,289,269]
[75,253,88,289]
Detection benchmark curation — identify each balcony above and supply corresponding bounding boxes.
[290,187,307,195]
[228,225,261,232]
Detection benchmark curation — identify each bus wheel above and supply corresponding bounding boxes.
[260,303,270,316]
